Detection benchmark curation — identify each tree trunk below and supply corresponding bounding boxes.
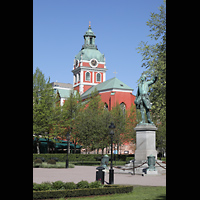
[102,147,104,155]
[37,142,40,154]
[67,140,70,155]
[117,143,119,155]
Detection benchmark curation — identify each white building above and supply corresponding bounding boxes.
[51,82,77,106]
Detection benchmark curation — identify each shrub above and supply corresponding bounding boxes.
[126,157,134,163]
[33,185,134,199]
[51,157,59,161]
[39,182,52,191]
[89,181,103,188]
[76,180,89,189]
[64,182,77,190]
[33,183,40,191]
[52,181,65,190]
[33,182,52,191]
[34,159,42,164]
[36,157,45,162]
[47,159,56,164]
[34,154,129,162]
[72,161,100,166]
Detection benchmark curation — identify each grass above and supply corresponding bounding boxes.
[161,157,166,162]
[71,161,126,166]
[55,186,166,200]
[33,161,127,168]
[33,162,75,168]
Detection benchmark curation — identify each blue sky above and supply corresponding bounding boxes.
[33,0,164,95]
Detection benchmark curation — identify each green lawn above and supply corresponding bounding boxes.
[56,186,166,200]
[33,161,127,168]
[33,162,75,168]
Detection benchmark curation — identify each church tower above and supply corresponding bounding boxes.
[72,24,107,95]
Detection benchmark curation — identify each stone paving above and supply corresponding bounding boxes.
[33,166,166,186]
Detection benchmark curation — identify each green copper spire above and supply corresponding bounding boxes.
[82,24,97,50]
[74,23,105,62]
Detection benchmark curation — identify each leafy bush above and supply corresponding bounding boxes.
[33,183,40,191]
[33,162,75,168]
[76,180,89,189]
[39,182,52,191]
[72,161,101,166]
[47,159,56,164]
[33,185,134,199]
[34,159,42,164]
[33,153,134,163]
[126,157,134,163]
[52,181,65,190]
[36,157,45,162]
[33,182,52,191]
[33,181,101,191]
[64,182,77,189]
[89,181,103,188]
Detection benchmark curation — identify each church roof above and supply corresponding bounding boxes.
[81,77,133,99]
[55,88,77,98]
[75,48,104,62]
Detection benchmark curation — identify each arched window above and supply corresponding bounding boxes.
[86,72,90,81]
[77,73,79,82]
[120,102,126,115]
[104,103,108,110]
[96,73,101,82]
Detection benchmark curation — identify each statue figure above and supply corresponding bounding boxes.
[134,74,157,125]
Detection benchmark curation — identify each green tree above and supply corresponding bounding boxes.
[98,108,112,154]
[136,0,166,153]
[125,104,137,144]
[75,89,111,154]
[110,102,126,154]
[62,90,83,153]
[33,67,56,153]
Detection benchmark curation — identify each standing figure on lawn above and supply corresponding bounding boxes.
[134,74,157,125]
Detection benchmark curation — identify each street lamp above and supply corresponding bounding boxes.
[109,122,115,184]
[66,132,70,168]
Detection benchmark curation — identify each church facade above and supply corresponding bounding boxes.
[72,24,135,110]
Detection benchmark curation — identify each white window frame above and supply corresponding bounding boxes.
[86,71,90,81]
[96,73,101,82]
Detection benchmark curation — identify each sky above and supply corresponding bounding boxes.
[33,0,164,96]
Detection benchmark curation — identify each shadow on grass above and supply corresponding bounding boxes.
[155,195,166,200]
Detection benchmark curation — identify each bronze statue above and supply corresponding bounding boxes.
[134,74,157,125]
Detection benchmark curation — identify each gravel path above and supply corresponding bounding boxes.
[33,166,166,186]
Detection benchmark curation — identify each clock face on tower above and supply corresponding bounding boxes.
[90,58,98,67]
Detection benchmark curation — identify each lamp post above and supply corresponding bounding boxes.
[109,122,115,184]
[66,132,70,168]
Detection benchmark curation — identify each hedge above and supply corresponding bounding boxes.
[33,153,134,162]
[33,154,98,162]
[33,185,133,199]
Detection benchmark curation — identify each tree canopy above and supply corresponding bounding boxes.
[136,0,166,153]
[33,68,138,154]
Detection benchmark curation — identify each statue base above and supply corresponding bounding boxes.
[134,124,158,162]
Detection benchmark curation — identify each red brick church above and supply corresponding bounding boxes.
[52,24,136,154]
[72,24,136,111]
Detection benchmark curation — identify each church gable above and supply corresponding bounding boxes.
[81,77,135,110]
[81,77,133,99]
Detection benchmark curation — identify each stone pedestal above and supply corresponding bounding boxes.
[134,124,157,162]
[144,168,158,175]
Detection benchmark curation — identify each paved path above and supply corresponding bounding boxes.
[33,166,166,186]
